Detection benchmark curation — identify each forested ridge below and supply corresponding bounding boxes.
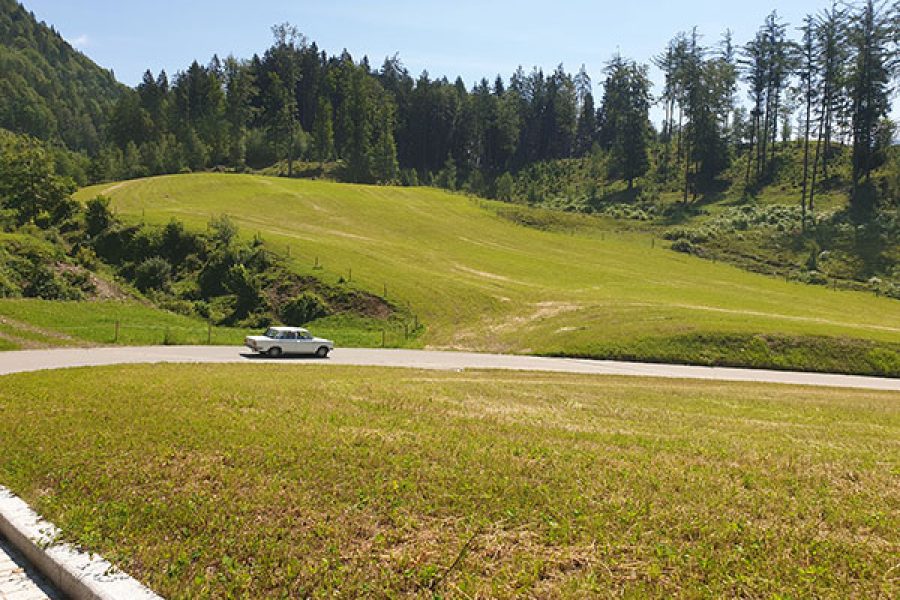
[0,0,124,152]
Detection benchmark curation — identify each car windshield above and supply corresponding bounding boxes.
[264,328,279,338]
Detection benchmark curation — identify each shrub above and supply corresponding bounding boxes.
[23,265,83,300]
[281,292,328,325]
[133,257,172,292]
[224,264,261,320]
[495,172,515,202]
[400,169,419,187]
[61,269,95,294]
[670,238,698,255]
[85,196,113,236]
[73,246,99,269]
[0,269,19,297]
[663,227,710,243]
[798,270,829,285]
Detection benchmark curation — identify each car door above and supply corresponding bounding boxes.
[284,331,300,354]
[299,332,315,354]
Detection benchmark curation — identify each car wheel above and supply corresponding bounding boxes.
[267,347,282,358]
[315,346,329,358]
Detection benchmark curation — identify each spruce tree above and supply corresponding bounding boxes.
[600,55,651,189]
[312,97,335,162]
[847,0,897,211]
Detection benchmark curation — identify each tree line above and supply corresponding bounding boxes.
[3,1,898,215]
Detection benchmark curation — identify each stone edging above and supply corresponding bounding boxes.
[0,485,163,600]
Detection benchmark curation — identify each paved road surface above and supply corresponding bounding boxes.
[0,537,60,600]
[1,346,898,391]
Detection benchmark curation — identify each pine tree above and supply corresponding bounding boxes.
[798,14,818,224]
[371,128,399,183]
[312,97,335,162]
[223,57,255,168]
[847,0,897,212]
[762,12,791,166]
[574,65,596,156]
[742,31,767,184]
[600,55,651,189]
[815,3,850,180]
[261,24,303,176]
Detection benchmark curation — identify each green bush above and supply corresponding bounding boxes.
[61,269,96,294]
[281,293,328,326]
[670,238,699,255]
[85,196,113,236]
[133,257,172,292]
[23,265,83,300]
[798,270,829,285]
[0,269,20,297]
[663,227,711,243]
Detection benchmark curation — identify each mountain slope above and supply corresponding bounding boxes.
[0,0,124,151]
[76,173,900,375]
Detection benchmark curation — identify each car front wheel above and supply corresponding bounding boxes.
[315,346,330,358]
[267,347,282,358]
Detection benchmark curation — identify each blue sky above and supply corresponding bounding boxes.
[21,1,895,124]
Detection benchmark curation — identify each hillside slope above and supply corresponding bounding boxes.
[76,174,900,374]
[0,0,124,150]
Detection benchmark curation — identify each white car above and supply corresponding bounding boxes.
[244,326,334,358]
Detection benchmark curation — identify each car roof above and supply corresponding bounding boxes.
[269,326,310,333]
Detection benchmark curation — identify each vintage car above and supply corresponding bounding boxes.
[244,326,334,357]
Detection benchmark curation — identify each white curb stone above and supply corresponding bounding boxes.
[0,486,163,600]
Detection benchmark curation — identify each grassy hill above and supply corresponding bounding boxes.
[74,173,900,375]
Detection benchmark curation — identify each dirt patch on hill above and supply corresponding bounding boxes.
[265,275,395,320]
[55,264,132,301]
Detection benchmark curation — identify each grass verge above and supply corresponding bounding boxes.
[0,300,416,351]
[0,364,896,598]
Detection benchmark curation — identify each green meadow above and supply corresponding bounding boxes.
[0,364,896,598]
[75,173,900,374]
[0,299,251,347]
[0,299,410,350]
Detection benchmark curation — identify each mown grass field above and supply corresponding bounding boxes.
[74,173,900,375]
[0,299,252,348]
[0,364,896,598]
[0,300,416,350]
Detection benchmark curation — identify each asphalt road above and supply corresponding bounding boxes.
[0,346,898,391]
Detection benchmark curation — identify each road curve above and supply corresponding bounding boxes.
[0,346,898,391]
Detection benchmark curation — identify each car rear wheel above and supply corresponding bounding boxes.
[315,346,329,358]
[267,347,282,358]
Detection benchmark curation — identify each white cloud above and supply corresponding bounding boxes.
[71,34,90,49]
